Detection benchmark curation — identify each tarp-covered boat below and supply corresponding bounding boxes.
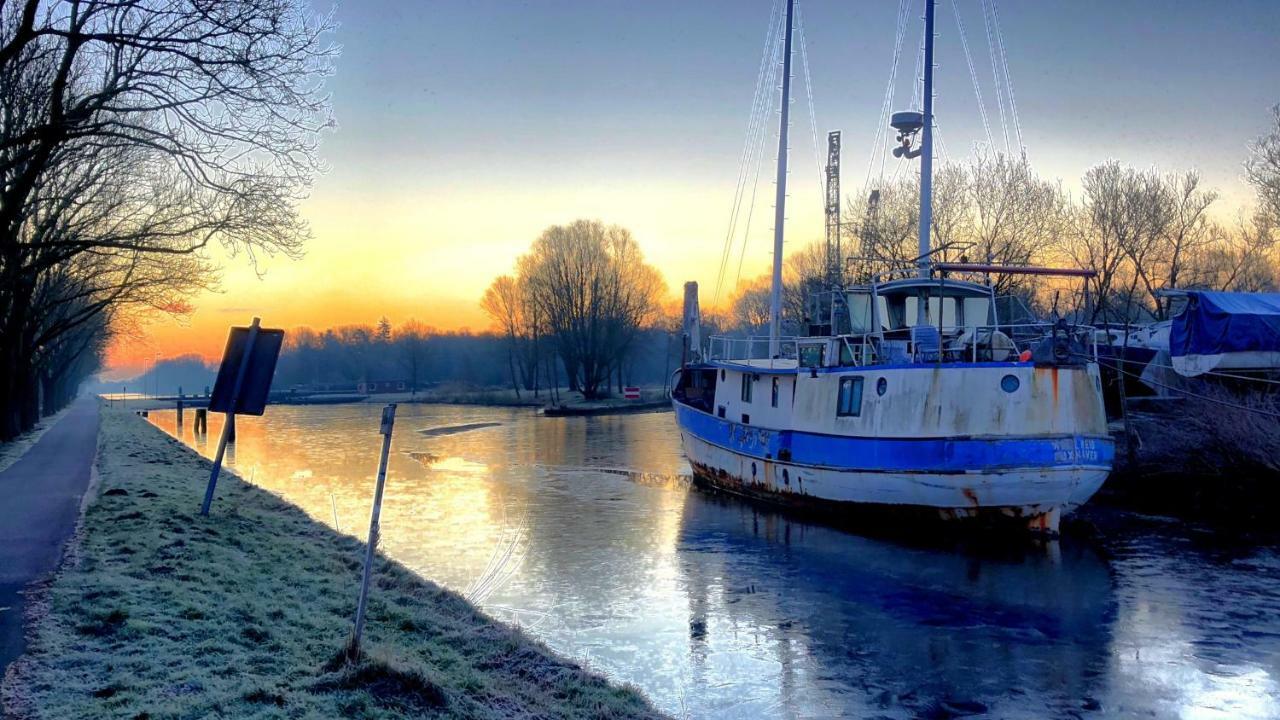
[1170,291,1280,377]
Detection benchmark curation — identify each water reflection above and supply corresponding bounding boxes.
[146,405,1280,718]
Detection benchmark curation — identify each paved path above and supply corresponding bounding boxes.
[0,397,100,688]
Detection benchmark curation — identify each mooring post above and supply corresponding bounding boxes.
[194,408,207,435]
[176,399,184,429]
[201,317,260,517]
[348,403,398,661]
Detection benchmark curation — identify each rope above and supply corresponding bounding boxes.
[1100,348,1280,387]
[950,0,994,149]
[1092,355,1280,421]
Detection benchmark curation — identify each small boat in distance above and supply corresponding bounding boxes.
[671,0,1114,534]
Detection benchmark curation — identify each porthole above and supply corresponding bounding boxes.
[1001,374,1020,393]
[876,377,888,396]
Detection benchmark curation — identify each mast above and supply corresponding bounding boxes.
[768,0,795,358]
[917,0,936,278]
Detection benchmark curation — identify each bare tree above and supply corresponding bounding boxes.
[728,275,771,332]
[1247,105,1280,228]
[516,220,665,400]
[0,0,336,437]
[1062,162,1171,322]
[967,150,1067,296]
[395,321,432,397]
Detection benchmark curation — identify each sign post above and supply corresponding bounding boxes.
[347,403,397,661]
[199,317,285,516]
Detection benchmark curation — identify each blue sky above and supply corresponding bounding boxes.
[130,0,1280,366]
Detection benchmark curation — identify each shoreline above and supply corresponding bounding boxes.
[1,408,664,719]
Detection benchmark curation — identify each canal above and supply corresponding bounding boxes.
[147,404,1280,718]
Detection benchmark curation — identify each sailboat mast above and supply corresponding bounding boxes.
[917,0,936,278]
[768,0,795,358]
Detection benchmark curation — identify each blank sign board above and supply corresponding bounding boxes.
[208,325,285,416]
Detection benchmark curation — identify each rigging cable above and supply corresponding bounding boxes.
[979,0,1010,153]
[950,0,995,149]
[732,5,789,292]
[796,2,825,201]
[712,0,785,308]
[989,0,1024,151]
[864,0,911,193]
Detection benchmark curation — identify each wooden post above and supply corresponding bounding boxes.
[195,408,208,434]
[347,403,397,661]
[176,399,184,429]
[201,318,260,517]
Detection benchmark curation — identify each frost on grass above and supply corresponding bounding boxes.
[2,409,664,720]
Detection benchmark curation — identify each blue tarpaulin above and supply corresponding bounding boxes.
[1170,291,1280,359]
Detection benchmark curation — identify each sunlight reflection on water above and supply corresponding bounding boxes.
[147,404,1280,719]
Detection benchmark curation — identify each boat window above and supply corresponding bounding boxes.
[925,296,958,328]
[798,344,825,368]
[740,374,753,403]
[904,296,920,327]
[847,292,873,334]
[770,377,779,407]
[962,297,992,328]
[880,296,908,330]
[836,377,864,417]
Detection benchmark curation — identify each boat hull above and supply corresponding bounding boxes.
[675,404,1113,534]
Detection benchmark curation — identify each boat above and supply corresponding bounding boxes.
[670,0,1114,534]
[1089,291,1280,412]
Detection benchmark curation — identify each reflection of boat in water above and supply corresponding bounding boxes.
[671,0,1113,533]
[676,492,1116,717]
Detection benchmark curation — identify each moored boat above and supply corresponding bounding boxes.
[671,0,1114,534]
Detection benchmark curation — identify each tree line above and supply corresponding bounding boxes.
[0,0,335,440]
[108,319,685,400]
[846,113,1279,324]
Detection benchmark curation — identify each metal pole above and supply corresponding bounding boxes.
[768,0,795,358]
[918,0,936,278]
[348,403,397,660]
[200,317,261,517]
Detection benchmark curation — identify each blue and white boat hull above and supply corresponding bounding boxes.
[677,412,1111,532]
[672,361,1116,533]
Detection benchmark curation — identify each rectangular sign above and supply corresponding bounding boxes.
[623,387,641,400]
[208,325,285,416]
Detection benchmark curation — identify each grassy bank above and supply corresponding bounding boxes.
[1,408,664,719]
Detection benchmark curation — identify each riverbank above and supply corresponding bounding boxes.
[0,408,663,719]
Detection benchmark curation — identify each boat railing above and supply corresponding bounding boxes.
[832,322,1100,367]
[707,335,798,362]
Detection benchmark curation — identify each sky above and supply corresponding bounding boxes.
[107,0,1280,375]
